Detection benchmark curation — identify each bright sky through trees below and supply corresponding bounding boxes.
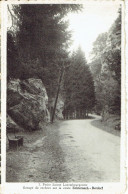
[7,3,120,63]
[67,3,120,62]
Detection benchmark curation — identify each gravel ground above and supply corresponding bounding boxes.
[6,115,120,182]
[6,122,69,182]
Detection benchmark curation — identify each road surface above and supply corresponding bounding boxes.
[58,116,120,182]
[7,115,120,182]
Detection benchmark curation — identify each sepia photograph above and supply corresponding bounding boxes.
[5,1,123,185]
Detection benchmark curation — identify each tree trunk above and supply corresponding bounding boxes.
[51,67,64,123]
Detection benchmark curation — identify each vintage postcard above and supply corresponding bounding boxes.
[1,0,127,193]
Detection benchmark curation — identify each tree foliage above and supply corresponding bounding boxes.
[64,47,95,118]
[90,9,121,116]
[7,4,82,97]
[7,31,20,79]
[103,9,121,84]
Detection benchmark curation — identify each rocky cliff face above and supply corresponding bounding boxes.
[7,78,50,131]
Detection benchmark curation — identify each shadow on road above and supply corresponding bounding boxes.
[91,119,120,137]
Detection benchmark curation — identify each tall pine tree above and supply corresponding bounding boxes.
[8,4,82,97]
[64,47,95,119]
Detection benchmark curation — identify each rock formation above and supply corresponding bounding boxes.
[7,78,50,131]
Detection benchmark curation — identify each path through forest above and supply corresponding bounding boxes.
[6,115,120,182]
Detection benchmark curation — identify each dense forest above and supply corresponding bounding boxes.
[6,4,121,185]
[7,4,96,122]
[7,4,82,98]
[7,4,121,127]
[90,8,121,122]
[63,47,95,119]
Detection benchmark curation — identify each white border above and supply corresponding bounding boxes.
[1,1,127,194]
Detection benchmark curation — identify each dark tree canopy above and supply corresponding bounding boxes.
[7,31,20,79]
[12,4,82,62]
[64,47,95,118]
[7,4,82,97]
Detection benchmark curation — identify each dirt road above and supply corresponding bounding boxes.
[6,115,120,182]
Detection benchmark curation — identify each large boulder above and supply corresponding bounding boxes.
[7,78,50,131]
